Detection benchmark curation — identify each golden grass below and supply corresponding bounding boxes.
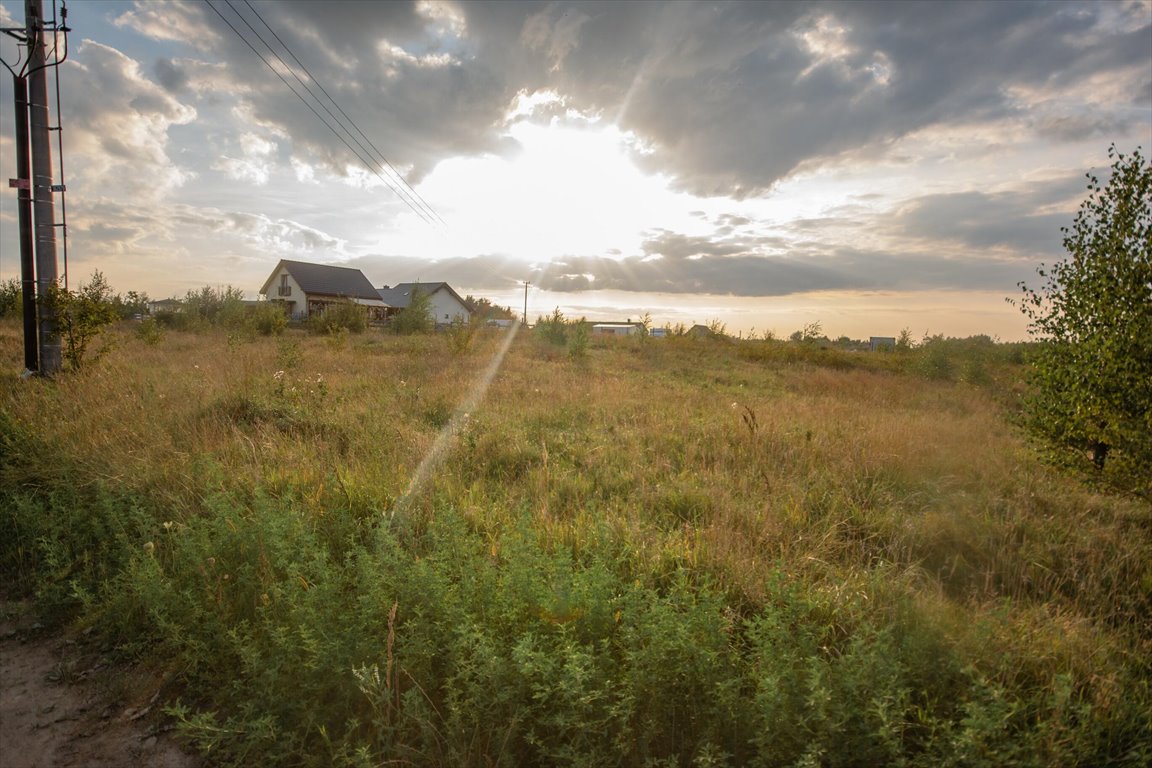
[3,320,1149,648]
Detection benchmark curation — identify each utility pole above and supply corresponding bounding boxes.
[522,281,530,326]
[26,0,61,374]
[12,73,37,371]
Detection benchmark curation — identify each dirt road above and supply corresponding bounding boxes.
[0,602,200,768]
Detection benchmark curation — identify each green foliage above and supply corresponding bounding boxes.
[535,307,569,346]
[790,320,824,344]
[1015,145,1152,479]
[445,314,478,355]
[897,328,914,351]
[135,316,165,345]
[184,285,247,329]
[275,338,303,372]
[567,319,590,360]
[47,271,121,371]
[462,294,516,321]
[0,277,23,318]
[2,329,1150,767]
[250,301,288,336]
[308,299,366,335]
[112,290,150,320]
[390,288,434,335]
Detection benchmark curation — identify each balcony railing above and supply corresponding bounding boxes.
[278,286,292,297]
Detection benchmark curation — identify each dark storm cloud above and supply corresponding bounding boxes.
[511,0,1152,196]
[154,57,189,93]
[894,175,1085,255]
[381,240,1034,298]
[132,1,1149,194]
[347,253,528,291]
[346,216,1037,298]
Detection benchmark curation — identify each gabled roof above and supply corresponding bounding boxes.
[260,259,380,301]
[377,282,469,312]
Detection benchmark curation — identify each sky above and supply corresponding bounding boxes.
[0,0,1149,341]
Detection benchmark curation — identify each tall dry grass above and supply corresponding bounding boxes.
[2,319,1149,766]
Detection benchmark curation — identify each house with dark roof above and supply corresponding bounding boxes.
[377,282,471,326]
[260,259,388,321]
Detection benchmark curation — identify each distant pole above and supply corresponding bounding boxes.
[523,281,530,326]
[12,73,37,372]
[26,0,61,374]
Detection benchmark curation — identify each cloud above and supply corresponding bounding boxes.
[892,176,1085,255]
[109,1,1149,199]
[61,40,197,202]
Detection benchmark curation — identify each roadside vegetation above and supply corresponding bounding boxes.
[2,312,1149,767]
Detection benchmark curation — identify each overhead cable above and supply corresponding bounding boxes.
[203,0,442,228]
[240,0,446,228]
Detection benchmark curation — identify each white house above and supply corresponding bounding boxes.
[377,282,471,326]
[591,323,641,336]
[259,260,388,321]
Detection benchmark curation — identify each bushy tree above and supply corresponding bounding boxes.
[390,287,434,334]
[47,271,120,370]
[308,299,366,335]
[1015,145,1151,478]
[535,307,568,346]
[112,290,150,319]
[462,294,516,321]
[184,285,246,328]
[0,278,22,319]
[250,301,288,336]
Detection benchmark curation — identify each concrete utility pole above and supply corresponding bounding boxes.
[26,0,61,374]
[12,73,37,371]
[523,281,530,326]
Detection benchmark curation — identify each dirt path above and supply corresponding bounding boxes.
[0,602,201,768]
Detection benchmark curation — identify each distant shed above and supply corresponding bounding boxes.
[591,324,641,336]
[870,336,896,352]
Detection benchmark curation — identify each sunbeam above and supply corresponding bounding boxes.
[388,321,521,519]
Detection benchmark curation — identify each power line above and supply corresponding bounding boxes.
[239,0,446,228]
[230,0,443,228]
[202,0,443,228]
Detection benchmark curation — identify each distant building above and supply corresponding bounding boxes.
[591,323,641,336]
[687,324,715,338]
[259,259,387,321]
[870,336,897,352]
[147,298,183,315]
[377,282,471,326]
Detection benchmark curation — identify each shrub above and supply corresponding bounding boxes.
[308,300,367,335]
[47,270,120,371]
[250,301,288,336]
[445,315,477,354]
[535,307,568,346]
[567,320,590,360]
[390,288,434,335]
[136,316,165,345]
[184,285,247,328]
[0,277,22,319]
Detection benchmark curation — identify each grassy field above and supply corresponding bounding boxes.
[1,319,1149,767]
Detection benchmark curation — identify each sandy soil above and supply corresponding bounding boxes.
[0,602,201,768]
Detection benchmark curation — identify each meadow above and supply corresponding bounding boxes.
[1,319,1149,767]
